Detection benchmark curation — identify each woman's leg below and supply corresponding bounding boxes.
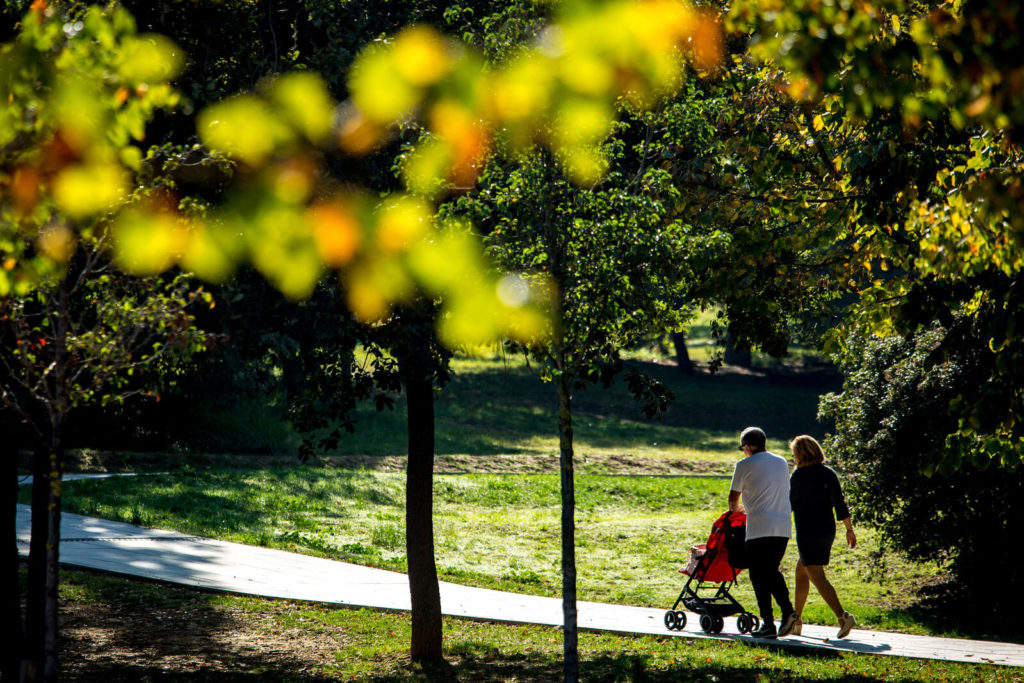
[804,564,844,620]
[794,559,810,616]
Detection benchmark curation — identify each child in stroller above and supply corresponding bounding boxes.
[664,510,760,634]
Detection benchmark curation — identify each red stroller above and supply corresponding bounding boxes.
[664,510,760,634]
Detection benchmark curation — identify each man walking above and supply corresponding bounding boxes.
[728,426,798,638]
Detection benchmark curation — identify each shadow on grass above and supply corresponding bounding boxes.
[360,650,933,683]
[379,358,842,457]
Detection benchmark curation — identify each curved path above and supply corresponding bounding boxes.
[13,480,1024,668]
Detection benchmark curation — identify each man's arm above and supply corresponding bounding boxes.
[728,490,744,513]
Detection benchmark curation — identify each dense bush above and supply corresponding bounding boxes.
[819,322,1024,628]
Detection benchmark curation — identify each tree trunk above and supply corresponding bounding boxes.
[671,331,695,374]
[23,447,62,683]
[1,440,22,682]
[556,374,578,683]
[401,348,443,661]
[41,447,61,681]
[23,281,70,682]
[22,446,49,682]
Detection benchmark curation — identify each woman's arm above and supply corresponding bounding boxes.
[839,516,856,548]
[826,467,851,521]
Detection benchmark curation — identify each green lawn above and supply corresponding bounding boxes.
[50,467,949,639]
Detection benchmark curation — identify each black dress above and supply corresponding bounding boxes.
[789,463,851,566]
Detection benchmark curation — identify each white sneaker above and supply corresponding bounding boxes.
[778,611,799,637]
[837,611,856,639]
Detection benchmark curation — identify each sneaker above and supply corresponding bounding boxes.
[790,617,803,636]
[750,624,777,639]
[778,611,799,637]
[837,611,856,639]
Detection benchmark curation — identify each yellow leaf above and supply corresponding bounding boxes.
[346,268,391,323]
[270,72,335,144]
[198,96,292,165]
[407,226,483,293]
[248,207,323,300]
[489,55,553,123]
[890,14,902,35]
[52,162,129,218]
[437,289,501,347]
[349,47,420,124]
[812,114,824,131]
[118,34,183,84]
[345,257,414,322]
[112,208,188,276]
[560,52,614,97]
[375,196,433,252]
[180,222,239,283]
[392,26,453,87]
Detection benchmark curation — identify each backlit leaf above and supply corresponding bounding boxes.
[112,208,187,276]
[52,162,129,218]
[271,72,335,145]
[198,95,293,165]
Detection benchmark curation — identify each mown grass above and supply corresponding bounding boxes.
[45,468,954,640]
[56,568,1018,682]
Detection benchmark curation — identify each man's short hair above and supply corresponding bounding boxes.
[740,426,767,450]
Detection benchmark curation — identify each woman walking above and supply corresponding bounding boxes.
[788,435,857,638]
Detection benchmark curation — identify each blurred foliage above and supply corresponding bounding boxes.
[0,3,181,295]
[820,323,1024,622]
[2,0,723,351]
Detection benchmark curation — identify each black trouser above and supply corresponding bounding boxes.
[745,536,794,624]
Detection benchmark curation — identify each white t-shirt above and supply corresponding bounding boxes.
[730,450,792,540]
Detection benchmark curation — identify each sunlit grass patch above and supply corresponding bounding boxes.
[51,468,950,638]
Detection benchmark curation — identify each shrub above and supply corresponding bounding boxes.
[819,323,1024,629]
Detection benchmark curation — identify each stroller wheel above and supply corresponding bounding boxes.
[699,613,714,633]
[712,614,725,634]
[736,613,752,634]
[664,610,686,631]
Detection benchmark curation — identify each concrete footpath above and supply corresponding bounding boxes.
[13,498,1024,668]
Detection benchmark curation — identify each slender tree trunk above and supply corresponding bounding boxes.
[41,446,62,681]
[671,331,695,374]
[1,440,22,682]
[23,444,61,683]
[22,446,48,683]
[23,282,70,682]
[556,372,578,683]
[401,347,443,661]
